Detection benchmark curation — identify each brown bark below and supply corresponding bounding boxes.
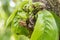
[33,0,60,16]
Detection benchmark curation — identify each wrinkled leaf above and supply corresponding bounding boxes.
[6,9,17,27]
[11,25,29,36]
[30,10,58,40]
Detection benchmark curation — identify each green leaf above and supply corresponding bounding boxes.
[17,1,28,9]
[11,25,29,36]
[6,9,17,27]
[10,35,29,40]
[30,10,58,40]
[11,11,29,36]
[17,11,27,20]
[18,35,29,40]
[51,11,60,38]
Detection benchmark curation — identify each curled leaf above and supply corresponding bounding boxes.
[31,10,58,40]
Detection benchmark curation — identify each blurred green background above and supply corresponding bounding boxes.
[0,0,59,40]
